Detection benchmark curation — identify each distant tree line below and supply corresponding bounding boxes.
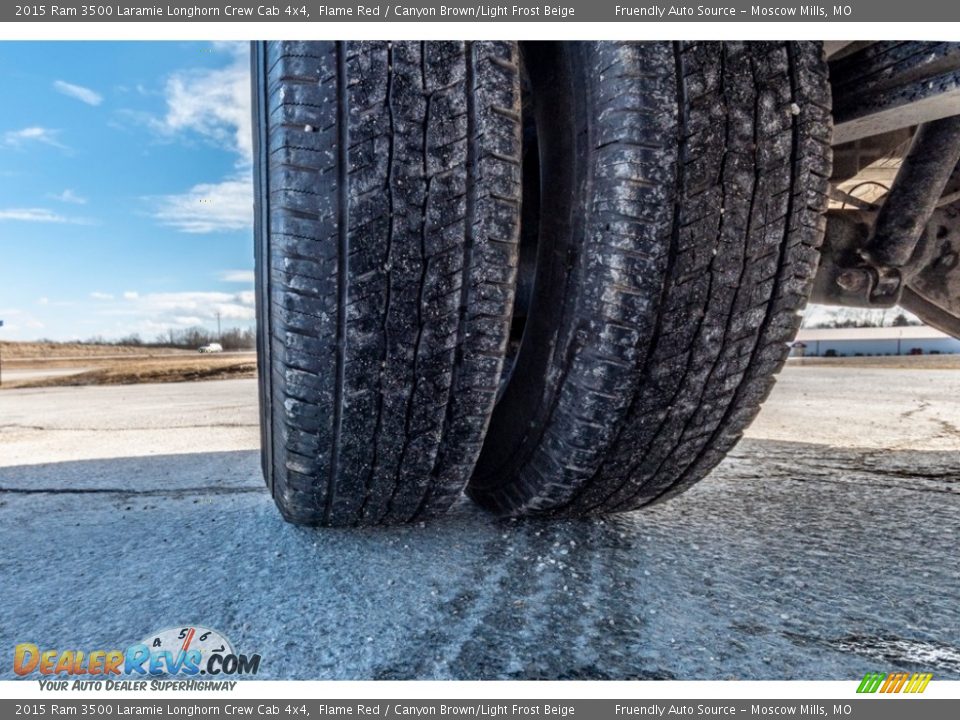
[35,326,257,351]
[152,326,256,351]
[810,310,922,329]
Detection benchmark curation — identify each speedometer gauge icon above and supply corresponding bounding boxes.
[140,626,234,664]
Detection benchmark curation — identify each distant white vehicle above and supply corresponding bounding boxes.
[198,343,223,354]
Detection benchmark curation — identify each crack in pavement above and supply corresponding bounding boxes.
[934,419,960,437]
[724,443,960,495]
[0,423,259,432]
[0,485,264,497]
[775,458,960,482]
[900,401,931,420]
[777,475,960,495]
[729,458,959,482]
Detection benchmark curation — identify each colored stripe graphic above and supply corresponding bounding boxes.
[879,672,897,693]
[857,672,886,693]
[907,673,934,693]
[857,671,932,693]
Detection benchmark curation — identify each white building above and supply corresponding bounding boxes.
[792,326,960,357]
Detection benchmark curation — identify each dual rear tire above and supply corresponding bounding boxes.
[253,41,832,526]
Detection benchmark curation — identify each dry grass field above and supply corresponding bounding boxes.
[0,342,256,389]
[7,356,257,388]
[3,341,957,390]
[789,353,960,369]
[0,341,190,361]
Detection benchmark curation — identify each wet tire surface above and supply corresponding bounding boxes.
[254,41,522,526]
[470,41,833,517]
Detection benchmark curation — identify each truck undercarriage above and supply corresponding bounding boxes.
[818,41,960,337]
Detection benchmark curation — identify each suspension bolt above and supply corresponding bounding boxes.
[836,269,869,292]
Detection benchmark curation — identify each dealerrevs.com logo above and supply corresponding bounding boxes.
[14,626,261,684]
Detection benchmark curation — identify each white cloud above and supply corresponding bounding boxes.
[35,297,74,309]
[99,291,256,334]
[0,207,91,224]
[220,270,254,283]
[150,173,252,233]
[110,290,253,313]
[3,126,67,150]
[0,308,45,336]
[134,44,253,235]
[4,290,256,341]
[7,290,256,340]
[148,43,251,163]
[141,291,255,322]
[49,189,88,205]
[53,80,103,106]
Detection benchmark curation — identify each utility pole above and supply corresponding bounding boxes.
[216,311,222,341]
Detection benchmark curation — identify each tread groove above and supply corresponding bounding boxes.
[418,41,479,519]
[325,40,349,524]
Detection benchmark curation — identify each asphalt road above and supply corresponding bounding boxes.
[1,367,958,680]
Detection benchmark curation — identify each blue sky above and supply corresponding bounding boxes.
[0,41,913,341]
[0,41,255,341]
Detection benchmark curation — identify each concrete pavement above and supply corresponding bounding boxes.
[1,368,958,680]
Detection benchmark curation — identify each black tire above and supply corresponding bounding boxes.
[253,41,522,526]
[468,41,831,517]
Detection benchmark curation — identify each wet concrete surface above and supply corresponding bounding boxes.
[0,368,958,680]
